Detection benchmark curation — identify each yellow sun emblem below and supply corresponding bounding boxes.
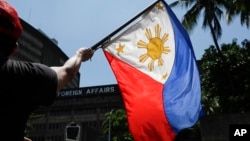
[137,24,171,71]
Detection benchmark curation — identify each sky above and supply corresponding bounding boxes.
[7,0,249,87]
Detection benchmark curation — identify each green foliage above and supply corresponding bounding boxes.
[201,39,250,114]
[170,0,224,39]
[25,113,45,136]
[224,0,250,28]
[102,109,133,141]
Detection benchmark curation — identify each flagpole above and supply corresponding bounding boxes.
[90,0,162,51]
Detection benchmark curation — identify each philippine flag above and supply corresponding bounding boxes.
[103,1,202,140]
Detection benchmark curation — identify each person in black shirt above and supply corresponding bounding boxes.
[0,1,94,141]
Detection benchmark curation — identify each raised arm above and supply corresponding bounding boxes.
[50,48,94,92]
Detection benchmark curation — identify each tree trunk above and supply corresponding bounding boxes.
[208,22,235,95]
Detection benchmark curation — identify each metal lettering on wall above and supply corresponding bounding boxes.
[57,84,119,97]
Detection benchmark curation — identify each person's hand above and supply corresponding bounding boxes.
[24,137,32,141]
[76,48,94,62]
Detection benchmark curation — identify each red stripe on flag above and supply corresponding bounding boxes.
[104,52,176,141]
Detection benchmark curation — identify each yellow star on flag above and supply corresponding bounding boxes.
[116,43,125,55]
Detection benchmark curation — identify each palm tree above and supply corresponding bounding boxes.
[169,0,227,56]
[224,0,250,28]
[169,0,235,94]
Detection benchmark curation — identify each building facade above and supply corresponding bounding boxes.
[15,18,80,89]
[29,84,123,141]
[15,18,123,141]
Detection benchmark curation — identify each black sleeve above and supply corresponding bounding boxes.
[11,61,58,107]
[28,63,58,106]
